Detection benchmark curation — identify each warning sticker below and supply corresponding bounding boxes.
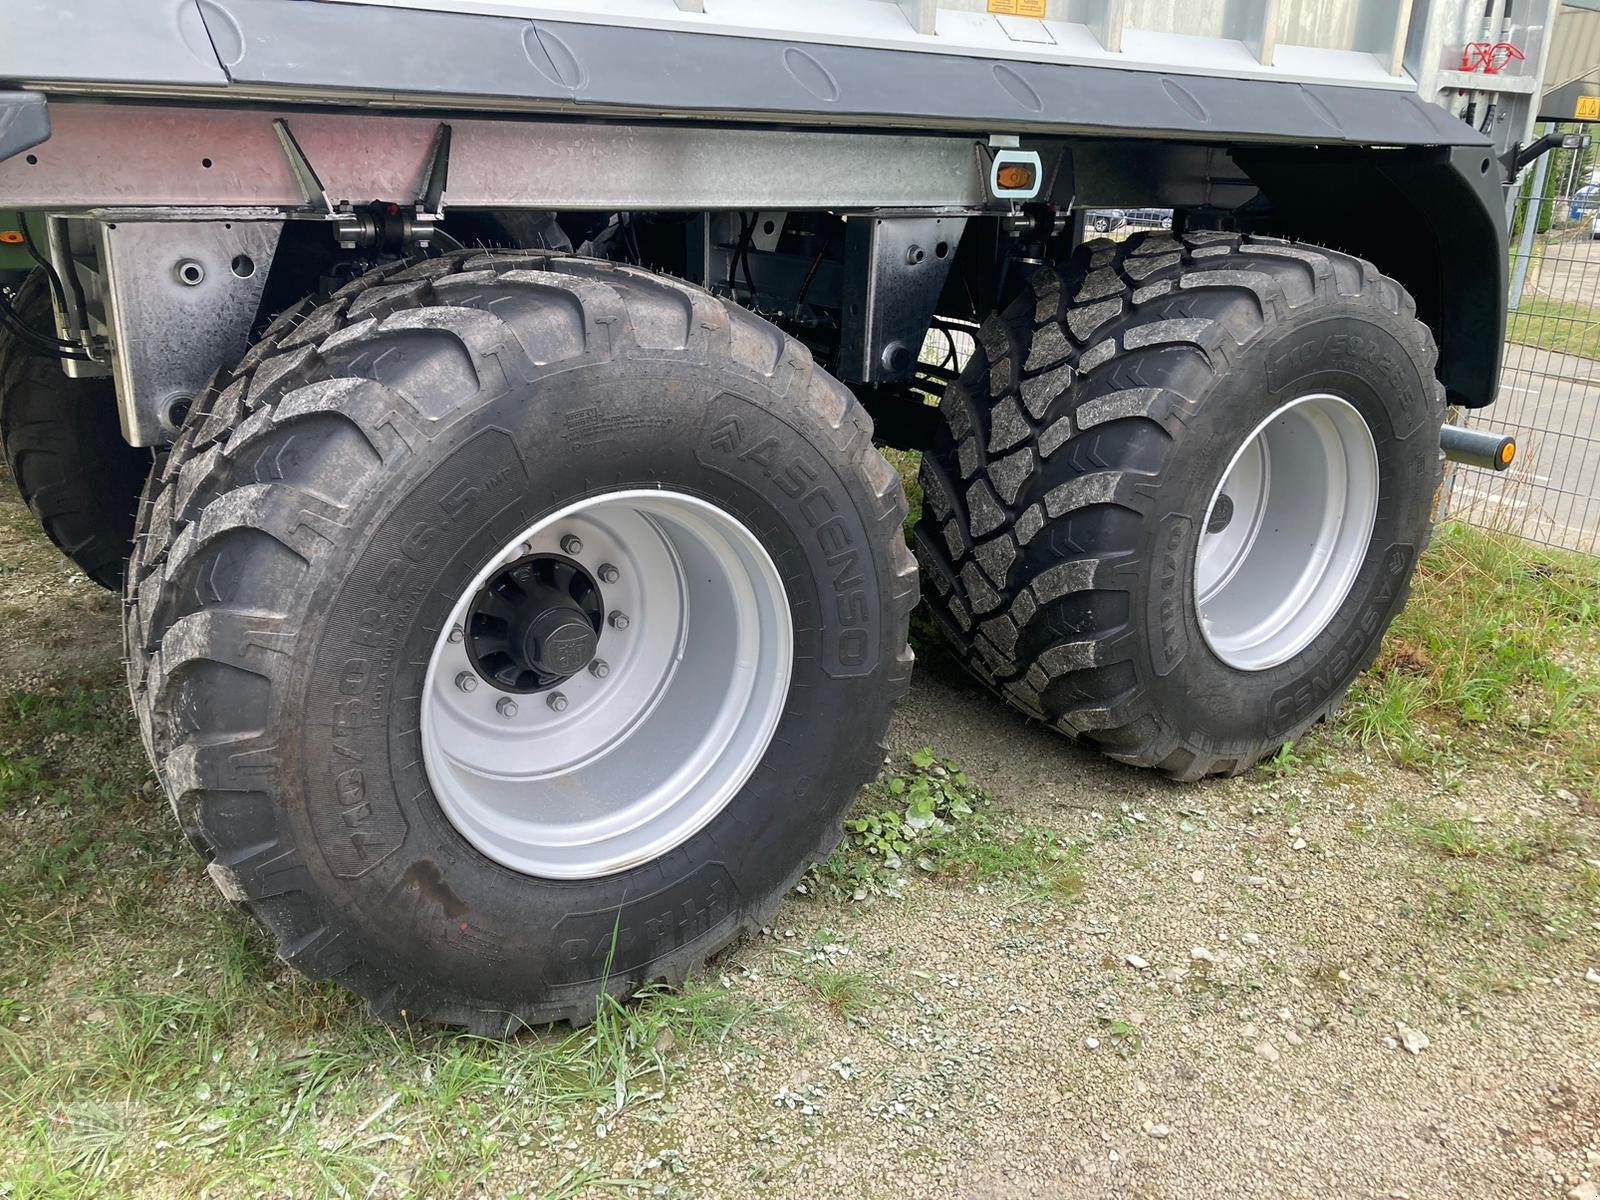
[989,0,1047,16]
[1576,95,1600,121]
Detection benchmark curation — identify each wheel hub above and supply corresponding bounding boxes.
[421,490,793,880]
[1193,393,1379,672]
[465,556,602,691]
[1206,493,1235,535]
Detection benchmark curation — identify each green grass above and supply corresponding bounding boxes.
[1422,868,1553,938]
[0,670,774,1197]
[1505,294,1600,359]
[1407,815,1581,865]
[0,960,756,1197]
[0,651,1070,1196]
[1336,522,1600,798]
[881,447,923,541]
[795,966,879,1020]
[1386,803,1596,953]
[803,748,1084,905]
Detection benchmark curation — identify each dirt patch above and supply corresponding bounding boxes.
[0,487,124,685]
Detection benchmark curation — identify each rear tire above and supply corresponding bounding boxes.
[915,232,1444,780]
[126,251,916,1031]
[0,272,149,589]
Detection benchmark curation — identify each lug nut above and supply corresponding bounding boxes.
[589,659,610,679]
[448,625,464,644]
[597,562,620,584]
[608,610,629,630]
[496,696,519,718]
[547,691,569,712]
[455,671,478,693]
[560,534,583,556]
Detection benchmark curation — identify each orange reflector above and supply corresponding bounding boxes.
[995,162,1037,191]
[0,231,23,245]
[1500,439,1516,465]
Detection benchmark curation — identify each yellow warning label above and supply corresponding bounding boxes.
[1576,95,1600,121]
[988,0,1047,17]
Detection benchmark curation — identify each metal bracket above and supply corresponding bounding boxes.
[97,219,283,445]
[417,122,452,220]
[750,211,787,252]
[273,116,451,249]
[272,118,336,218]
[1506,129,1589,178]
[838,213,967,384]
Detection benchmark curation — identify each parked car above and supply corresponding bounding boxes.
[1571,184,1600,224]
[1123,207,1175,229]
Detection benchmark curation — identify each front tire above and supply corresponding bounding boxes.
[127,252,916,1030]
[915,232,1443,780]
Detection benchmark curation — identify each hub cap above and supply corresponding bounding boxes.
[422,490,793,879]
[466,555,604,691]
[1193,393,1379,671]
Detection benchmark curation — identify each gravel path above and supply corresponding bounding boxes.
[585,656,1597,1200]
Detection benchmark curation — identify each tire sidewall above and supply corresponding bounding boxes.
[1130,304,1438,753]
[284,354,895,1007]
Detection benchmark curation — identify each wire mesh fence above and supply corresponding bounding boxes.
[1444,126,1600,555]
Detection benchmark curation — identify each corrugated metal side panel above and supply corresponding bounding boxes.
[1125,0,1232,41]
[934,0,1401,52]
[939,0,1391,52]
[1545,5,1600,88]
[286,0,1425,86]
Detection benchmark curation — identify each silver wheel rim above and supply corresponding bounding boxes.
[422,489,792,879]
[1193,393,1379,672]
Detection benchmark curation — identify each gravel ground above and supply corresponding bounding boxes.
[581,652,1597,1200]
[1,471,1596,1199]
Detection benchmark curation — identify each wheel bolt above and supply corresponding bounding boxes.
[598,562,620,584]
[448,625,464,643]
[455,671,478,693]
[496,696,518,718]
[608,610,629,630]
[560,534,583,556]
[589,659,610,679]
[547,691,569,712]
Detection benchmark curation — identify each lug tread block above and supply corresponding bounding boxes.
[450,269,631,351]
[914,231,1444,779]
[127,250,916,1033]
[0,272,152,589]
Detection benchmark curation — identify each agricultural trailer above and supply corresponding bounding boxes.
[0,0,1553,1030]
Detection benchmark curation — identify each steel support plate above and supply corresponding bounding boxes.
[98,220,282,445]
[839,214,966,384]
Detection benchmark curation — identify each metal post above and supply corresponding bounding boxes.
[1563,124,1579,202]
[1508,122,1551,309]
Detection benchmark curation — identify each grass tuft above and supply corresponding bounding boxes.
[803,748,1084,904]
[1337,522,1600,797]
[1506,294,1600,359]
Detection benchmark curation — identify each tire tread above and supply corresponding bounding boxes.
[915,232,1443,779]
[129,251,914,1032]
